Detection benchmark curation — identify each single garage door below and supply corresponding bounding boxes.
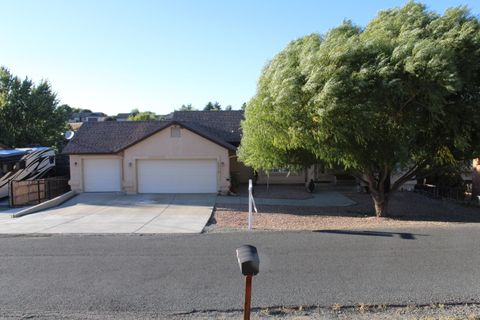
[83,159,122,192]
[137,159,217,193]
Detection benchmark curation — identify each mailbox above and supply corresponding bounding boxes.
[236,245,260,276]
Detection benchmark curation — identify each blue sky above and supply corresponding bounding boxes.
[2,0,479,115]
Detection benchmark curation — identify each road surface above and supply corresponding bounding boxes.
[0,226,479,317]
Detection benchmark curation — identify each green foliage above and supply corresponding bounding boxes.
[225,105,233,111]
[241,102,247,110]
[0,67,69,149]
[128,110,157,121]
[204,101,222,111]
[238,2,480,215]
[178,104,196,111]
[130,108,140,116]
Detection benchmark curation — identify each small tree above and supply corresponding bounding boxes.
[239,3,480,217]
[128,110,157,121]
[178,104,196,111]
[204,101,222,111]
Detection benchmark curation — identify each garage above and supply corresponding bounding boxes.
[83,159,122,192]
[137,159,217,193]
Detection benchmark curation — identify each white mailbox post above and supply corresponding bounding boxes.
[248,179,257,231]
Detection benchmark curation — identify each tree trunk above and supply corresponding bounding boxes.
[373,194,389,218]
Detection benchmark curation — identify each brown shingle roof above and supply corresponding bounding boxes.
[172,110,244,144]
[62,120,236,154]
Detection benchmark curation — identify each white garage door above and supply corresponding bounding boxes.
[137,159,217,193]
[83,159,121,192]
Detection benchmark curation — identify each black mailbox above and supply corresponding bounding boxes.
[236,245,260,276]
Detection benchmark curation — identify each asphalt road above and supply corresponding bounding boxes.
[1,227,480,317]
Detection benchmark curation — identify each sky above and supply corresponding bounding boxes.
[2,0,479,116]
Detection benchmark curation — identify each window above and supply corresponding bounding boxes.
[171,127,181,138]
[16,160,26,170]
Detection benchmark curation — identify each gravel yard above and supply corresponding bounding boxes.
[209,190,480,232]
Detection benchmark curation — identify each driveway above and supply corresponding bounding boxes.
[0,193,216,234]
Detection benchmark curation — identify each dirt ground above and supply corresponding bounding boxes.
[168,303,480,319]
[5,304,480,319]
[209,187,480,232]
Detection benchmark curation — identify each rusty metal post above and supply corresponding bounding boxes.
[244,275,252,320]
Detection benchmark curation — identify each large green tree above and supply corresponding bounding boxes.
[0,67,69,149]
[238,2,480,217]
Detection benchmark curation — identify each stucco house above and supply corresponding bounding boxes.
[63,111,253,194]
[69,112,108,123]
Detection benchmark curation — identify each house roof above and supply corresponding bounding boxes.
[116,113,132,119]
[71,112,107,118]
[62,120,237,154]
[172,110,244,144]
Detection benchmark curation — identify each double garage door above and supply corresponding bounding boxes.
[83,159,217,193]
[137,159,217,193]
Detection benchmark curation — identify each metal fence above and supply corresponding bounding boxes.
[9,177,70,207]
[414,183,479,206]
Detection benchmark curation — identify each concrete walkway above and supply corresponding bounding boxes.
[216,191,355,207]
[0,193,215,234]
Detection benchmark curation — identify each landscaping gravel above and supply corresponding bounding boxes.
[209,191,480,232]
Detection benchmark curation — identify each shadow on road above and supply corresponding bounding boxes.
[313,229,429,240]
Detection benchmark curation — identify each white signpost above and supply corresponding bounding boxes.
[248,179,258,231]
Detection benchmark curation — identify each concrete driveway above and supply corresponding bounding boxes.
[0,193,216,234]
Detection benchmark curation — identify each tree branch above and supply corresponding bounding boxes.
[351,172,369,185]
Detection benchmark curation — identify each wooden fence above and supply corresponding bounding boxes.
[9,177,70,207]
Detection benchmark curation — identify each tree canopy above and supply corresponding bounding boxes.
[178,104,197,111]
[0,67,69,149]
[128,109,157,121]
[238,2,480,216]
[203,101,222,111]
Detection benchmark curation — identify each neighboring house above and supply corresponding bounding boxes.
[116,113,133,121]
[62,111,251,194]
[68,123,83,131]
[69,112,108,123]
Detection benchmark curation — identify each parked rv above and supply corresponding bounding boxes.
[0,147,55,198]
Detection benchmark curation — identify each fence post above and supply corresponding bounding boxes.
[37,181,41,204]
[9,181,13,207]
[248,179,252,231]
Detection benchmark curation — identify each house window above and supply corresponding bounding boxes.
[171,127,181,138]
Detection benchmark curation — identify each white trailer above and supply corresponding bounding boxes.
[0,147,55,198]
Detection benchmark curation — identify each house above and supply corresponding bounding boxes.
[116,113,133,121]
[69,112,108,123]
[62,111,253,194]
